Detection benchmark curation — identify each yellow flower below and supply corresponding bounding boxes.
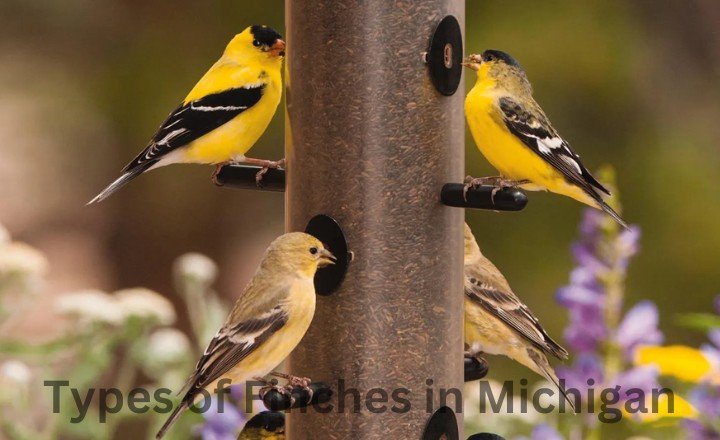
[635,345,712,382]
[634,393,697,424]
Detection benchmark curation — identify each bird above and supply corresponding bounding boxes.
[463,223,575,410]
[89,25,286,204]
[156,232,336,439]
[238,411,285,440]
[463,50,627,228]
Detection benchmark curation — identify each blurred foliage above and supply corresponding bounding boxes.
[0,223,243,439]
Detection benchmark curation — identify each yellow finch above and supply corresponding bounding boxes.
[89,25,285,204]
[463,50,627,228]
[463,223,574,409]
[238,411,285,440]
[156,233,335,439]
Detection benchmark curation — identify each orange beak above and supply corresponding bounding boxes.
[270,39,286,57]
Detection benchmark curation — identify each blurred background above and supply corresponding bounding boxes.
[0,1,718,439]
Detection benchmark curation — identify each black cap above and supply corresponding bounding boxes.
[250,25,283,46]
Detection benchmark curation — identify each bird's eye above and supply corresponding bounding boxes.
[309,247,318,255]
[252,39,261,47]
[483,54,494,62]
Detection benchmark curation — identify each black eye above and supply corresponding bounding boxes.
[483,54,494,62]
[309,247,318,255]
[253,39,261,47]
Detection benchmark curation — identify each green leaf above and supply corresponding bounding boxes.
[675,313,720,331]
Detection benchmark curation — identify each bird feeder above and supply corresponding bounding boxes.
[215,1,528,438]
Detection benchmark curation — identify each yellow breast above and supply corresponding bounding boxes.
[465,87,553,188]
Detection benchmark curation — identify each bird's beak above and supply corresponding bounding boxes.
[317,248,337,267]
[270,39,286,57]
[462,55,482,71]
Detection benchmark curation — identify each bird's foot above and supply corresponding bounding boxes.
[268,371,312,388]
[240,157,284,187]
[257,377,295,406]
[463,176,529,203]
[269,371,313,402]
[211,161,236,184]
[463,175,502,201]
[489,178,531,204]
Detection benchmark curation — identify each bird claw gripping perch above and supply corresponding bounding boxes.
[269,371,314,403]
[261,381,333,412]
[258,378,296,407]
[254,158,286,187]
[463,175,531,203]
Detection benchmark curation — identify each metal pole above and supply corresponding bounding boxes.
[285,1,465,438]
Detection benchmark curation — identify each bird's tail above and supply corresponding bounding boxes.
[594,196,629,230]
[156,401,187,440]
[527,349,576,412]
[87,161,155,205]
[578,187,628,230]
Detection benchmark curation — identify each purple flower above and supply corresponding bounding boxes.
[558,353,604,395]
[701,343,720,371]
[689,385,720,419]
[531,424,564,440]
[610,365,660,399]
[615,301,664,358]
[713,295,720,315]
[569,266,600,290]
[578,209,604,243]
[571,242,607,276]
[556,285,604,309]
[563,306,608,353]
[197,396,245,440]
[615,226,641,260]
[709,329,720,349]
[682,418,720,440]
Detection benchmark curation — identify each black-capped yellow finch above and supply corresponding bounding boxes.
[463,50,627,228]
[89,25,285,204]
[156,233,335,439]
[464,223,574,410]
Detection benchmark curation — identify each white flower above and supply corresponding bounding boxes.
[144,328,192,369]
[56,289,124,325]
[174,253,218,285]
[0,360,32,406]
[0,360,31,386]
[0,242,48,277]
[115,288,176,325]
[0,224,9,245]
[464,378,543,433]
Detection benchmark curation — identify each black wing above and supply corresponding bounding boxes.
[181,305,288,402]
[123,86,265,173]
[465,272,568,360]
[499,96,610,196]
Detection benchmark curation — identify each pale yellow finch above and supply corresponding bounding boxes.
[90,25,285,204]
[156,233,335,439]
[463,50,627,228]
[464,223,574,409]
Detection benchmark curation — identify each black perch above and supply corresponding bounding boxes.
[441,183,528,211]
[213,164,285,192]
[467,434,506,440]
[212,166,529,213]
[464,356,489,382]
[261,382,333,411]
